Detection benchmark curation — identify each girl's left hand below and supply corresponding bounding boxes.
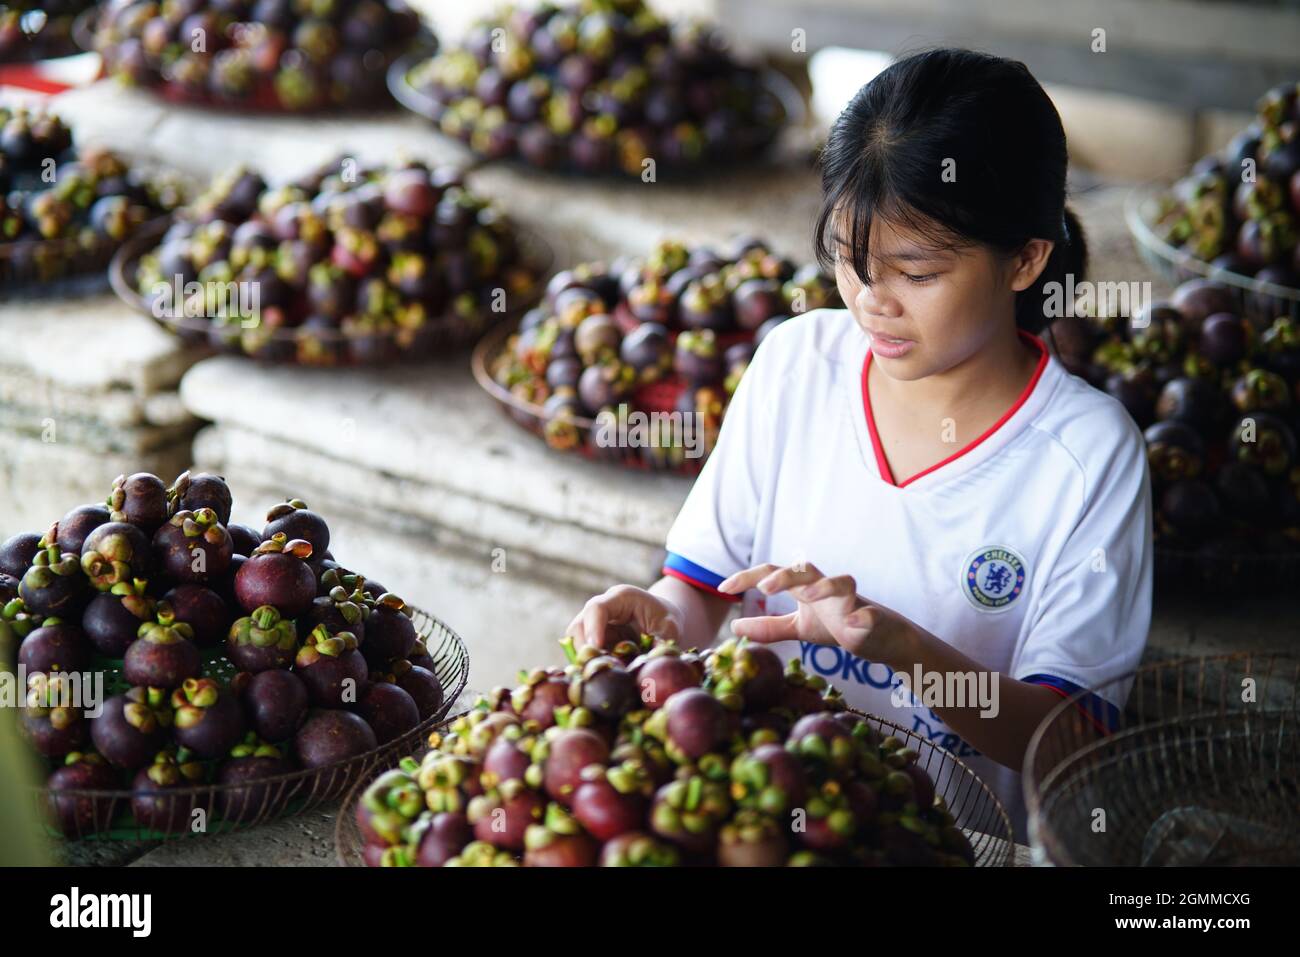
[717,563,916,668]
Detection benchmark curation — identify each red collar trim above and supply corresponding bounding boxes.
[862,330,1049,488]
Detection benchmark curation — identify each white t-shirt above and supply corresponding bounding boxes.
[663,308,1153,844]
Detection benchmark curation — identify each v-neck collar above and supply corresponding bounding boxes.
[861,330,1051,489]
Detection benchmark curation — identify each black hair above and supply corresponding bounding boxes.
[814,48,1087,335]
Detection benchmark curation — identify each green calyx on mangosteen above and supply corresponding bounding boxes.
[227,604,299,673]
[152,507,234,584]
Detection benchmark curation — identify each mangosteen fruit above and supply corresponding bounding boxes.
[162,583,230,648]
[467,779,545,851]
[733,277,785,331]
[355,680,421,744]
[413,811,474,867]
[355,767,424,848]
[18,621,92,676]
[216,736,294,824]
[0,532,42,579]
[599,831,681,866]
[1171,279,1237,326]
[522,805,598,866]
[171,677,246,759]
[1214,461,1272,523]
[234,534,316,616]
[238,667,310,741]
[570,655,636,720]
[631,645,702,709]
[1230,368,1292,414]
[1230,412,1296,476]
[649,774,731,856]
[717,811,788,866]
[294,624,369,708]
[18,544,89,618]
[1159,480,1222,540]
[678,274,734,331]
[731,743,809,815]
[1144,420,1206,483]
[131,749,209,834]
[262,499,330,556]
[298,586,368,645]
[294,708,379,770]
[619,322,672,380]
[107,472,169,532]
[1200,312,1249,366]
[511,670,572,729]
[82,581,155,657]
[674,329,723,384]
[55,505,111,556]
[1155,377,1225,432]
[80,522,153,591]
[47,752,120,836]
[226,523,261,556]
[227,604,298,672]
[167,470,233,525]
[540,726,610,801]
[152,508,233,584]
[706,637,784,712]
[393,661,444,719]
[788,712,859,769]
[362,593,417,666]
[91,688,172,770]
[571,764,650,841]
[21,673,88,757]
[123,606,201,689]
[659,686,729,760]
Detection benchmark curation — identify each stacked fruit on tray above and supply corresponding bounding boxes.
[1051,277,1300,559]
[130,158,540,364]
[404,0,787,175]
[0,107,183,278]
[91,0,427,111]
[488,237,840,465]
[1155,81,1300,289]
[0,0,92,61]
[354,632,976,867]
[0,471,445,836]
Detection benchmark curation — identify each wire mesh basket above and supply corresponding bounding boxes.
[335,706,1014,867]
[32,605,469,844]
[1025,652,1300,866]
[1125,182,1300,326]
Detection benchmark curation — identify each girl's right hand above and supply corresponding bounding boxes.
[567,584,685,649]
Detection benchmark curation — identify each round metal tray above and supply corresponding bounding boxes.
[110,217,553,366]
[335,706,1014,867]
[389,52,806,180]
[33,604,469,843]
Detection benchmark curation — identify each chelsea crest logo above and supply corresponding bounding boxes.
[961,546,1027,612]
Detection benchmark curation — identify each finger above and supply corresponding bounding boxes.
[564,612,587,649]
[580,597,613,649]
[843,605,878,630]
[794,574,857,604]
[756,563,824,596]
[717,563,781,595]
[730,612,802,643]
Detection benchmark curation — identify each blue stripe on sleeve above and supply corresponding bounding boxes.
[1022,673,1121,733]
[663,552,728,590]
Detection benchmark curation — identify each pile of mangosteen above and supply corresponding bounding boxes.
[488,236,840,466]
[90,0,428,111]
[1156,81,1300,288]
[0,470,446,838]
[130,157,539,364]
[1,107,184,279]
[0,0,92,61]
[1051,276,1300,566]
[356,631,973,867]
[405,0,787,175]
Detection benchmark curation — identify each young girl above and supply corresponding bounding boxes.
[567,48,1153,842]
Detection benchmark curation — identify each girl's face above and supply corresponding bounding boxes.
[833,215,1053,381]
